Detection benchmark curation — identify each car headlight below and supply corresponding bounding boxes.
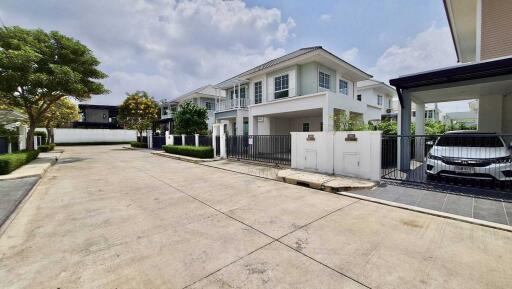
[493,156,512,164]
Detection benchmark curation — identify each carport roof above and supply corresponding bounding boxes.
[390,56,512,105]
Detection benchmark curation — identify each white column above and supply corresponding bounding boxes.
[220,124,227,158]
[322,104,334,132]
[237,83,241,108]
[147,131,153,149]
[181,134,185,146]
[7,141,12,153]
[414,101,425,161]
[165,131,171,145]
[212,124,218,157]
[194,134,199,147]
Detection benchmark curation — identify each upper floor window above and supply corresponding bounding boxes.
[339,79,348,95]
[162,106,170,115]
[302,122,310,132]
[274,74,289,99]
[230,87,246,99]
[254,81,263,104]
[356,94,362,101]
[319,71,330,89]
[377,95,383,106]
[204,101,214,111]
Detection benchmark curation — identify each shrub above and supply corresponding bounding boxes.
[38,143,56,152]
[163,145,213,159]
[130,141,148,148]
[0,150,40,175]
[34,131,48,144]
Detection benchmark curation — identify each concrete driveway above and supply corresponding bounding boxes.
[0,145,511,289]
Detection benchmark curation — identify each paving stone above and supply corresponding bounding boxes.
[442,194,473,218]
[473,198,508,225]
[415,191,447,211]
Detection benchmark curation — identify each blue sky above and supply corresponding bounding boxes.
[0,0,464,111]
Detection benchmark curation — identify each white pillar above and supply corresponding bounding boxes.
[7,140,12,153]
[195,134,199,147]
[181,134,185,146]
[237,83,241,108]
[220,124,227,158]
[212,125,218,157]
[33,136,39,150]
[414,101,425,161]
[147,131,153,149]
[165,131,171,145]
[322,105,334,132]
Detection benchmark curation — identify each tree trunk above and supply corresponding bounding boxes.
[26,123,36,151]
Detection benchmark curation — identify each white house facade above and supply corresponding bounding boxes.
[213,46,373,136]
[356,80,396,123]
[160,85,221,133]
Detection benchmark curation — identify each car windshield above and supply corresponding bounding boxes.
[436,135,504,147]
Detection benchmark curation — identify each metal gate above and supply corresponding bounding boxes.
[152,135,166,150]
[381,134,512,193]
[227,135,291,165]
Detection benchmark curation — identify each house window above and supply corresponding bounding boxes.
[254,81,262,104]
[413,111,416,117]
[230,87,246,99]
[274,74,289,99]
[377,95,383,106]
[320,122,323,131]
[319,71,330,89]
[356,94,362,101]
[302,122,310,132]
[339,79,348,95]
[204,101,214,111]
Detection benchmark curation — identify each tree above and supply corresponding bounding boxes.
[118,91,159,141]
[39,98,79,143]
[174,101,208,135]
[0,26,108,150]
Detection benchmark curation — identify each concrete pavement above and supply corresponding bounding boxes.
[0,145,511,289]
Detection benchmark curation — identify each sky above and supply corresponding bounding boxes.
[0,0,467,112]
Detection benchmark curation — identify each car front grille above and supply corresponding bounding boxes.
[440,157,493,167]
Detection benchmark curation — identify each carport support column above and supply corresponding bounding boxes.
[220,124,227,158]
[398,91,412,171]
[322,105,334,132]
[194,134,199,147]
[415,101,426,161]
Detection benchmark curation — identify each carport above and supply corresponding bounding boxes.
[387,57,512,192]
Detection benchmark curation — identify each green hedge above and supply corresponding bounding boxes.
[0,150,40,175]
[38,143,56,152]
[163,145,213,159]
[130,141,148,148]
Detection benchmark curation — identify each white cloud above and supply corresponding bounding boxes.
[0,0,295,104]
[320,14,332,22]
[340,47,359,63]
[369,25,457,83]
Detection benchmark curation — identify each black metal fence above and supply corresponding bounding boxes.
[173,135,182,146]
[227,135,291,165]
[185,135,195,146]
[382,134,512,192]
[152,136,166,150]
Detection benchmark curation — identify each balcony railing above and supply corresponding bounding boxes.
[216,98,247,112]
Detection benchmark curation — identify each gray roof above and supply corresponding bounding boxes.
[216,46,370,88]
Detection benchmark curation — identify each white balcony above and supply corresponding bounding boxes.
[216,98,247,112]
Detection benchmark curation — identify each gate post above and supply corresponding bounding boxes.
[181,134,185,146]
[165,131,170,145]
[220,124,227,159]
[195,134,199,147]
[147,130,153,149]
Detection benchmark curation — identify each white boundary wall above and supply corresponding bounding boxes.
[291,131,382,181]
[37,128,137,144]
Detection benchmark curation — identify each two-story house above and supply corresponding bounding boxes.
[356,80,396,123]
[213,46,373,136]
[160,85,221,133]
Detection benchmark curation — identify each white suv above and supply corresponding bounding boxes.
[426,132,512,181]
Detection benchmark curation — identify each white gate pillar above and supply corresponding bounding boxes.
[181,134,185,146]
[414,101,426,161]
[220,123,227,158]
[165,131,171,145]
[195,134,199,147]
[147,130,153,149]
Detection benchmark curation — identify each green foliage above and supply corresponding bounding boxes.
[0,26,108,149]
[0,150,40,175]
[34,131,47,144]
[163,145,213,159]
[118,91,159,139]
[38,144,55,152]
[332,110,369,131]
[372,120,398,135]
[174,101,208,135]
[130,141,147,148]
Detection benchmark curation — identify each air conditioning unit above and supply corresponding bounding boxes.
[386,109,392,113]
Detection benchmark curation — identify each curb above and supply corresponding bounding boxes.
[151,151,217,164]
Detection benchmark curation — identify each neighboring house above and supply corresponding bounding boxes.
[444,111,478,127]
[384,100,444,123]
[159,85,220,133]
[213,46,372,135]
[73,104,120,129]
[390,0,512,170]
[0,109,28,152]
[356,80,395,123]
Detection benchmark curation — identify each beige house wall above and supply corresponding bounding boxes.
[481,0,512,60]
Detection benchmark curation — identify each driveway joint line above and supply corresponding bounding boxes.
[144,171,372,289]
[503,202,510,226]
